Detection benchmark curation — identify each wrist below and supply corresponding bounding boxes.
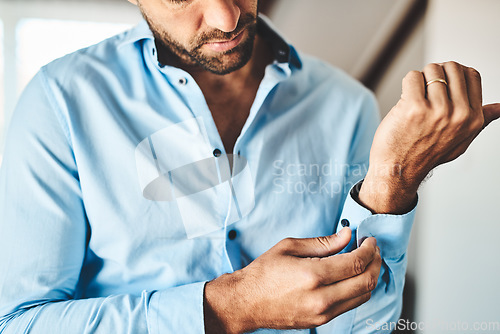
[204,271,254,334]
[357,168,418,214]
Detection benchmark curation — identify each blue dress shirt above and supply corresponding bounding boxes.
[0,17,416,333]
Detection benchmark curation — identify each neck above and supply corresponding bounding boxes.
[169,35,274,154]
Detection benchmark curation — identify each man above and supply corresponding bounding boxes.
[0,0,498,333]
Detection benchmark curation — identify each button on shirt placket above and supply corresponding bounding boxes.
[163,60,292,272]
[223,64,291,272]
[167,60,288,237]
[169,68,235,235]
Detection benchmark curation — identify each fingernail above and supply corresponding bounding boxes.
[339,227,350,236]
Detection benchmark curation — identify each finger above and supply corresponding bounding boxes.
[317,245,381,303]
[284,227,352,258]
[422,63,449,105]
[324,291,372,321]
[313,237,378,285]
[464,67,483,112]
[482,103,500,128]
[442,62,470,109]
[401,70,426,101]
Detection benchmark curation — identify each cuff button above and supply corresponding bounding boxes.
[341,219,350,227]
[228,229,238,240]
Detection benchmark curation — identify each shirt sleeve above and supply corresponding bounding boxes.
[321,90,416,333]
[337,182,416,333]
[0,70,206,333]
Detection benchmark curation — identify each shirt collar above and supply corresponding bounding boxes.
[118,14,302,70]
[256,15,302,69]
[118,19,152,48]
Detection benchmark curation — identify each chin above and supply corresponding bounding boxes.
[201,44,254,75]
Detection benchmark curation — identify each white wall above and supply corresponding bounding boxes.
[268,0,411,79]
[414,0,500,332]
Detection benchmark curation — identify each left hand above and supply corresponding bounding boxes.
[359,61,500,214]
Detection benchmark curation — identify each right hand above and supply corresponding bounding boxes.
[204,227,382,333]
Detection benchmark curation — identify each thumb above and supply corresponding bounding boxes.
[285,227,351,258]
[483,103,500,128]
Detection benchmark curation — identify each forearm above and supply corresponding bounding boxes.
[1,294,149,333]
[0,282,207,334]
[332,186,416,333]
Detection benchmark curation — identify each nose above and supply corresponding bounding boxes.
[203,0,241,32]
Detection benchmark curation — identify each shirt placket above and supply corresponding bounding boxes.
[155,48,293,271]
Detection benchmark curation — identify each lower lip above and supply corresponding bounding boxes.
[204,31,245,52]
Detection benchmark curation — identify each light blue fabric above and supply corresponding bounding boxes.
[0,18,416,334]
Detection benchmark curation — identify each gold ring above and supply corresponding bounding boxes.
[426,78,448,86]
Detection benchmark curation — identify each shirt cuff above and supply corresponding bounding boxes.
[147,281,207,334]
[337,181,417,259]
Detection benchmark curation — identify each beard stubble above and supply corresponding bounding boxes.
[142,10,258,75]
